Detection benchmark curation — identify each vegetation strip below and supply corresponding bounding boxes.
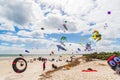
[39,57,82,79]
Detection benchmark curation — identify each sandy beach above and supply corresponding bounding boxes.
[0,55,119,80]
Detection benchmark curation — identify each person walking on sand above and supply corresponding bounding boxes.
[52,64,57,69]
[43,61,46,71]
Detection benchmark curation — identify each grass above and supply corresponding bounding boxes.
[83,51,120,61]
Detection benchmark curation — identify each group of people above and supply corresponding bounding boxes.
[42,55,75,71]
[42,61,58,71]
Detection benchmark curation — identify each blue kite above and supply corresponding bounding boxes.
[56,45,67,51]
[25,50,30,53]
[77,48,81,51]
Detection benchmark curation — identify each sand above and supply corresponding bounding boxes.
[0,55,119,80]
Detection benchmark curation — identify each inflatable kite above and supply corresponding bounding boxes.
[56,45,67,51]
[84,43,92,51]
[107,11,111,15]
[107,55,120,74]
[61,36,67,42]
[41,27,44,30]
[64,20,67,23]
[25,50,30,53]
[63,24,68,31]
[79,43,83,46]
[51,51,54,55]
[12,57,27,73]
[104,23,108,29]
[77,48,81,51]
[62,20,68,30]
[88,22,96,26]
[92,30,102,42]
[60,41,66,46]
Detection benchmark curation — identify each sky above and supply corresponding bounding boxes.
[0,0,120,54]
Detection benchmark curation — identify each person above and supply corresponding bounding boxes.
[43,61,46,71]
[19,54,23,57]
[52,64,57,69]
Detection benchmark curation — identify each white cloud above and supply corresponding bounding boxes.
[17,31,32,37]
[12,44,25,48]
[0,46,25,54]
[0,0,43,31]
[0,0,120,54]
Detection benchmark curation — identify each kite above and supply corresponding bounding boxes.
[25,50,30,53]
[79,43,83,47]
[63,24,68,30]
[107,11,111,15]
[41,27,44,30]
[92,30,102,42]
[88,22,96,26]
[84,43,92,51]
[81,38,85,41]
[51,51,54,55]
[64,20,67,23]
[56,45,67,51]
[12,57,27,73]
[104,23,108,29]
[60,41,66,46]
[77,48,81,51]
[107,55,120,74]
[61,36,67,42]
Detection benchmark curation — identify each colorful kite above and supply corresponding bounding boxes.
[92,30,102,42]
[61,36,67,42]
[84,43,92,51]
[12,57,27,73]
[78,43,83,47]
[51,51,54,55]
[107,55,120,74]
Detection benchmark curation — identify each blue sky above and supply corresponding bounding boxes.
[45,32,91,44]
[0,0,120,54]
